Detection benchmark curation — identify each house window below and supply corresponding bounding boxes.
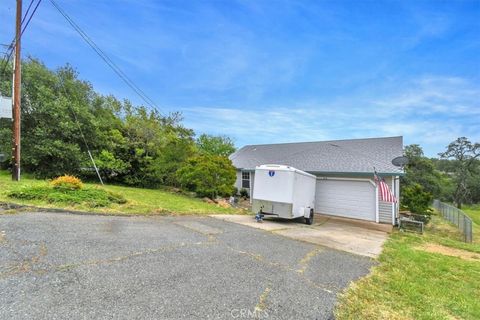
[242,171,250,188]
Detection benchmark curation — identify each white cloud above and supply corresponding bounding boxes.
[181,106,332,144]
[178,75,480,156]
[372,76,480,117]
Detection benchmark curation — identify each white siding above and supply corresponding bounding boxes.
[234,170,242,192]
[250,172,255,198]
[235,170,255,197]
[315,178,376,221]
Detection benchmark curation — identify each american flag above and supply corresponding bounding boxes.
[374,172,397,203]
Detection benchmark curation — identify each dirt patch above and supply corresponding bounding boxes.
[203,197,215,204]
[215,199,231,208]
[237,198,251,209]
[202,198,232,208]
[419,243,480,261]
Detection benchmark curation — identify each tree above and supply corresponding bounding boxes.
[439,137,480,208]
[10,60,104,177]
[94,150,129,179]
[196,134,236,157]
[0,57,197,188]
[118,108,196,187]
[176,155,236,199]
[401,144,445,198]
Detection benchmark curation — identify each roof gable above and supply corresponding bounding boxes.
[229,136,404,175]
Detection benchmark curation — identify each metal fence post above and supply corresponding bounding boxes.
[457,209,460,227]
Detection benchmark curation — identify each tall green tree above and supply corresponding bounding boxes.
[118,108,196,187]
[401,144,447,198]
[196,134,236,157]
[0,58,197,189]
[1,59,108,177]
[439,137,480,208]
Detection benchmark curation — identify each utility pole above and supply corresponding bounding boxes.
[12,0,22,181]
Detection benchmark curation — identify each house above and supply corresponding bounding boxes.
[229,136,404,225]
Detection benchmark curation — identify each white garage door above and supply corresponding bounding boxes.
[315,179,376,221]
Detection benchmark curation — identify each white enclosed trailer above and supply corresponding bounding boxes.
[252,164,316,224]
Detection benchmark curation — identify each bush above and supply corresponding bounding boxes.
[7,186,51,200]
[7,185,126,208]
[239,188,249,199]
[176,155,236,198]
[401,183,433,215]
[51,175,83,190]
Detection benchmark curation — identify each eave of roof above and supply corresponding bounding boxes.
[237,168,405,176]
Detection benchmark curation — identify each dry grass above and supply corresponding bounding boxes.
[418,243,480,261]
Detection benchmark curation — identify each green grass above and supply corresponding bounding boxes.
[429,204,480,253]
[463,204,480,226]
[0,170,243,215]
[335,215,480,320]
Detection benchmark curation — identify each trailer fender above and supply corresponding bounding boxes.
[303,207,312,218]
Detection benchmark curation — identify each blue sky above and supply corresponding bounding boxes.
[1,0,479,156]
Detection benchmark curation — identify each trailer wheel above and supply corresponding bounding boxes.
[305,209,314,225]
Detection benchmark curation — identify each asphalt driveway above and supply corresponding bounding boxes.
[0,211,374,319]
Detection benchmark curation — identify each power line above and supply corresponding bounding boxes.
[1,0,35,60]
[1,0,36,66]
[49,0,160,112]
[48,0,162,114]
[1,0,42,79]
[21,0,42,36]
[22,0,37,26]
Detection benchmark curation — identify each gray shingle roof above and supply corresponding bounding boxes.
[229,136,404,175]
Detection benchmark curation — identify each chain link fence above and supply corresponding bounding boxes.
[433,199,473,243]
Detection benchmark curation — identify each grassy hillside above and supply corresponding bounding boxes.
[463,204,480,226]
[335,213,480,320]
[0,171,243,215]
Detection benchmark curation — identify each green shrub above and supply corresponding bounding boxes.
[7,185,126,208]
[239,188,249,198]
[7,186,51,200]
[176,155,236,198]
[401,183,433,215]
[51,175,83,190]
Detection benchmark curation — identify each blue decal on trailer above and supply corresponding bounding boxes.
[268,170,275,177]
